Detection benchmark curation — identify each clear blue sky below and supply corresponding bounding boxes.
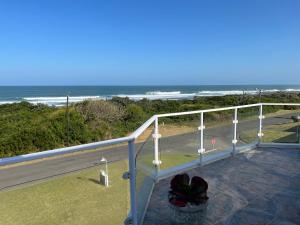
[0,0,299,85]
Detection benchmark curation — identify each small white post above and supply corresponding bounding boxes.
[128,140,138,225]
[258,104,265,144]
[100,170,109,187]
[152,117,161,168]
[232,108,238,155]
[198,112,205,164]
[100,157,109,187]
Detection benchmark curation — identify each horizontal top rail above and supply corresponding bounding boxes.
[130,115,156,139]
[156,103,262,118]
[262,103,300,106]
[0,136,133,166]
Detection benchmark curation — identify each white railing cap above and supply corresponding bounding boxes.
[0,136,133,166]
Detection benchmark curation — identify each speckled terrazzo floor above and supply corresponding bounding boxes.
[143,147,300,225]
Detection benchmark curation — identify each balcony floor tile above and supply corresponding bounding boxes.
[143,147,300,225]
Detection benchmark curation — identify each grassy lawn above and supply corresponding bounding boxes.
[159,150,226,170]
[0,160,129,225]
[160,153,198,169]
[157,110,300,142]
[0,153,200,225]
[137,150,231,172]
[262,121,300,143]
[240,122,300,143]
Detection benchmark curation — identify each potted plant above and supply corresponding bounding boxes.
[168,173,208,225]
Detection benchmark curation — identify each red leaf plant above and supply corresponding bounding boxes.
[168,173,209,207]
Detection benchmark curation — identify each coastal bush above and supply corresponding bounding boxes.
[75,100,125,123]
[124,104,147,130]
[1,92,300,157]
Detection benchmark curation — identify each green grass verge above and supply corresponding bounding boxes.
[0,153,201,225]
[0,161,129,225]
[137,150,231,172]
[240,122,300,143]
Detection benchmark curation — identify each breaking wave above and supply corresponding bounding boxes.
[0,88,299,106]
[0,96,102,106]
[117,91,195,100]
[116,88,300,100]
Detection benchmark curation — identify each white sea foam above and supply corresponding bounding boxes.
[0,101,21,105]
[197,90,245,96]
[23,96,103,106]
[195,89,286,96]
[24,96,101,101]
[0,96,104,106]
[145,91,182,95]
[196,90,254,96]
[285,88,300,92]
[0,88,299,106]
[117,91,196,100]
[117,88,300,100]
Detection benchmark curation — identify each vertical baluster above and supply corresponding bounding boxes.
[258,104,264,144]
[152,117,161,170]
[198,112,205,164]
[232,108,238,155]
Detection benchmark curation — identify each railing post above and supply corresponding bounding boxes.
[198,112,205,164]
[127,140,138,225]
[258,104,265,144]
[232,108,238,155]
[297,126,300,144]
[152,117,161,170]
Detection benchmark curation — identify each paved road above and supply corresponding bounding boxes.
[0,112,297,191]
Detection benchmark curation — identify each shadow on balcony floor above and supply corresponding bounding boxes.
[143,147,300,225]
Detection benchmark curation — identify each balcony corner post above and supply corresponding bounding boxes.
[297,126,300,144]
[128,140,138,225]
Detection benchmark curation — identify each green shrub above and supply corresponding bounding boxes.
[1,92,300,157]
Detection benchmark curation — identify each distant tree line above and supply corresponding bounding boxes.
[0,92,299,158]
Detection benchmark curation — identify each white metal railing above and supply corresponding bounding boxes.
[6,102,297,167]
[131,102,300,225]
[0,136,134,165]
[1,103,300,225]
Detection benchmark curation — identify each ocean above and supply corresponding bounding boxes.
[0,85,300,107]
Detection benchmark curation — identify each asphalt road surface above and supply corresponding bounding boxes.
[0,112,297,191]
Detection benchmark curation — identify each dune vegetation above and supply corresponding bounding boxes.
[1,92,300,158]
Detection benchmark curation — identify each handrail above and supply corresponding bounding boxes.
[129,115,157,139]
[262,103,300,106]
[156,103,262,118]
[0,136,133,166]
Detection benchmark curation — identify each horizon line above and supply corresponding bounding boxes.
[1,84,300,87]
